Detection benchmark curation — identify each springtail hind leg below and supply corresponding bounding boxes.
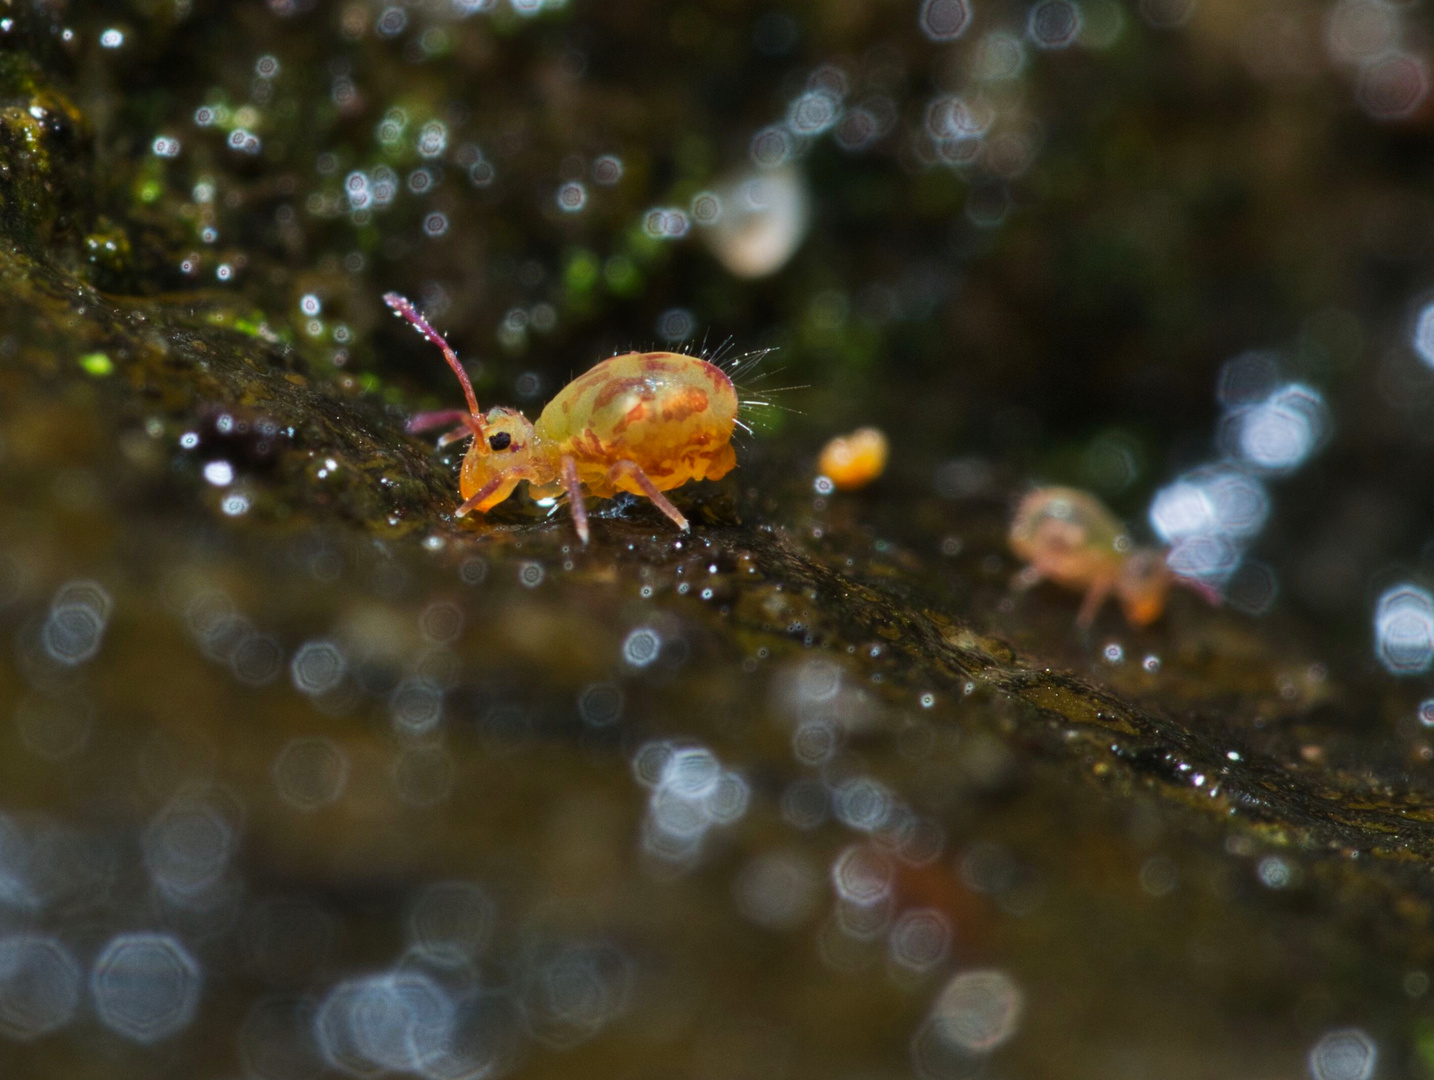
[609,460,690,533]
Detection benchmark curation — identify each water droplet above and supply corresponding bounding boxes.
[622,627,661,667]
[919,0,972,41]
[292,640,347,695]
[1309,1028,1376,1080]
[734,850,820,931]
[926,968,1023,1053]
[557,181,588,212]
[272,738,349,810]
[0,934,81,1040]
[91,933,203,1043]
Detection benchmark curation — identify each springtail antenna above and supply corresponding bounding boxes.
[383,292,482,421]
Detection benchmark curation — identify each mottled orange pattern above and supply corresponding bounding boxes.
[448,353,737,512]
[389,289,741,540]
[1008,487,1173,628]
[533,352,739,498]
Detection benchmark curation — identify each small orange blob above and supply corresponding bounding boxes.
[1008,486,1173,629]
[386,293,738,545]
[818,427,889,491]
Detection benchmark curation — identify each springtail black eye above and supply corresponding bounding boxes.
[488,432,512,451]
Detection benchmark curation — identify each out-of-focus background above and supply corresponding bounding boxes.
[4,0,1434,1076]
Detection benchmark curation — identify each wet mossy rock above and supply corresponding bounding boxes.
[0,49,92,255]
[11,213,1434,954]
[5,0,1434,973]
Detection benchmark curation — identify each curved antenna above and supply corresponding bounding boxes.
[383,292,482,421]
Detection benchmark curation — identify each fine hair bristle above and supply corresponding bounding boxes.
[596,332,805,436]
[721,345,779,379]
